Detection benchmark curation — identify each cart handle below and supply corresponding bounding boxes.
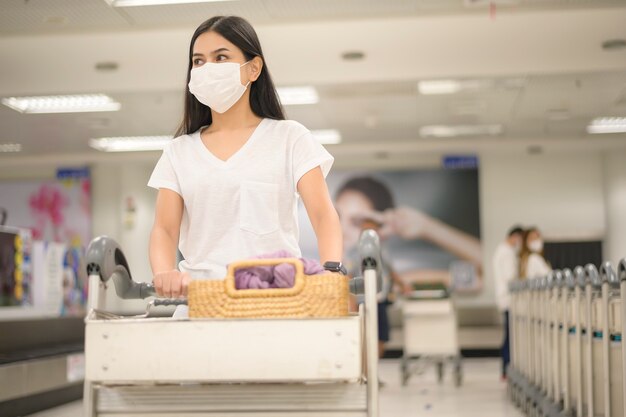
[223,258,308,298]
[617,258,626,282]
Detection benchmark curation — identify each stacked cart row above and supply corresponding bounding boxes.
[507,259,626,417]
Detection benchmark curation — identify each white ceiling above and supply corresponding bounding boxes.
[1,0,624,35]
[0,0,625,162]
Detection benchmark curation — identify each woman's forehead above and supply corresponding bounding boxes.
[193,31,238,54]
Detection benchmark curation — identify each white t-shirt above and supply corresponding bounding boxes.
[148,118,334,280]
[492,242,518,312]
[525,253,551,279]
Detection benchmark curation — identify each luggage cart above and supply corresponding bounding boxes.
[399,284,462,387]
[572,266,587,417]
[600,262,623,417]
[83,231,383,417]
[586,264,606,417]
[508,279,522,407]
[539,271,567,417]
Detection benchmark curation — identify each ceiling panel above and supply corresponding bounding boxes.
[0,0,130,34]
[1,0,625,35]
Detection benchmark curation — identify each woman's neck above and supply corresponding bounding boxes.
[209,91,262,132]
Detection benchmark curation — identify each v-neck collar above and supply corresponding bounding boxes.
[195,118,268,167]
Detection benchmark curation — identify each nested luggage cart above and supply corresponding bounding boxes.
[399,284,462,387]
[507,259,625,417]
[83,231,384,417]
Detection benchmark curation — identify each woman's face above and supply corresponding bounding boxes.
[335,190,374,251]
[526,229,544,253]
[526,230,541,245]
[191,31,259,85]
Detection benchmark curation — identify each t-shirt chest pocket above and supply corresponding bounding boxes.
[239,181,280,235]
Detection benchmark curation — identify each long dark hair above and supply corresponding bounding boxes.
[175,16,285,137]
[519,226,545,278]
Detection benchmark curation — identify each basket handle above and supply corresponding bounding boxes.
[224,258,306,298]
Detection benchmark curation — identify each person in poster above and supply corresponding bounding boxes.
[334,174,482,291]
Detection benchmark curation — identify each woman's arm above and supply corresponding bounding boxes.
[368,207,482,270]
[419,214,483,270]
[297,167,342,264]
[149,188,187,297]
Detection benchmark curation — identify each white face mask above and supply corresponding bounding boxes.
[188,61,251,114]
[528,239,543,253]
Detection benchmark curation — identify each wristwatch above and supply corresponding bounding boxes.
[323,261,347,275]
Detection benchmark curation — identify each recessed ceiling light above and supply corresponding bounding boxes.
[602,39,626,51]
[587,117,626,134]
[341,51,366,61]
[277,86,319,106]
[105,0,234,6]
[311,129,341,145]
[0,143,22,153]
[95,61,119,72]
[420,124,503,138]
[89,136,172,152]
[2,94,121,114]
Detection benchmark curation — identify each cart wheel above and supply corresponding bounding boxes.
[436,361,444,383]
[454,367,463,387]
[401,358,409,386]
[453,357,462,387]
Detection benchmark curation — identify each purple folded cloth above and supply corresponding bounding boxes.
[234,250,325,289]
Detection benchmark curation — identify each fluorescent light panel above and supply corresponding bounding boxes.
[2,94,120,114]
[311,129,341,145]
[0,143,21,153]
[420,124,503,138]
[277,86,319,106]
[90,136,172,152]
[418,79,491,95]
[587,117,626,134]
[107,0,234,6]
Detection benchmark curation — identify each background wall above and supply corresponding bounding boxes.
[2,146,626,312]
[603,149,626,267]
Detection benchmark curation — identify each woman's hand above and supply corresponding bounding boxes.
[153,270,191,298]
[359,206,430,240]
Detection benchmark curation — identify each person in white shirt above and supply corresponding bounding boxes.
[492,225,524,379]
[519,227,551,279]
[148,16,342,302]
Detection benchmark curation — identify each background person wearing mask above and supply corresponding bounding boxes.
[492,225,524,380]
[519,227,551,279]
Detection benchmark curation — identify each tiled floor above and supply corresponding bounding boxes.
[27,358,524,417]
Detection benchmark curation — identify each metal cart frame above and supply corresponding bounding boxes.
[83,232,383,417]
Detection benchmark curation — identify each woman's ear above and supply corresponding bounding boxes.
[249,56,263,82]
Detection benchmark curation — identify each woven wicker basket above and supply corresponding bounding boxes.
[188,258,349,319]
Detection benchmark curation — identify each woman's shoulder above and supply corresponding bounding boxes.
[264,118,310,139]
[528,253,546,262]
[527,253,550,269]
[163,131,197,153]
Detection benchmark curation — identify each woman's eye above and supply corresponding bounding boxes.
[192,58,204,66]
[216,54,228,62]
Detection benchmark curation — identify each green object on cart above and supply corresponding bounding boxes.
[407,282,450,300]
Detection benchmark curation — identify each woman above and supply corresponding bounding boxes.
[148,16,342,300]
[519,227,551,279]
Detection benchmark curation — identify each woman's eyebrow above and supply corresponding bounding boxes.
[192,48,230,58]
[210,47,230,55]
